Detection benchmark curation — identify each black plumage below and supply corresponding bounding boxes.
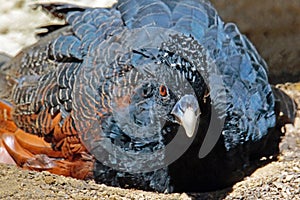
[0,0,296,192]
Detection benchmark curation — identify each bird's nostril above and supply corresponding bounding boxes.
[142,86,153,97]
[143,88,149,96]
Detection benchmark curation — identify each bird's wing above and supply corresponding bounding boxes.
[0,4,125,159]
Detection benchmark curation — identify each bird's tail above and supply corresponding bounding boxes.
[272,86,297,126]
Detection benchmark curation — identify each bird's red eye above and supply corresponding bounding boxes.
[159,85,168,97]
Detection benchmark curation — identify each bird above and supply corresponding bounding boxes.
[0,0,296,193]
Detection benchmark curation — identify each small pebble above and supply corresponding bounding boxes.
[44,175,56,184]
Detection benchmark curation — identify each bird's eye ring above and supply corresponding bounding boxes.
[159,85,168,97]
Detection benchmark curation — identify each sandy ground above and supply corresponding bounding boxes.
[0,0,299,199]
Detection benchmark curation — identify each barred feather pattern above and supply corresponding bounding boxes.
[0,0,284,161]
[0,0,296,193]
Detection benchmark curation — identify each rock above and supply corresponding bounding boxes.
[44,175,56,185]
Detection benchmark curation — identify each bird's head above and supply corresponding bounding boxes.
[127,80,201,139]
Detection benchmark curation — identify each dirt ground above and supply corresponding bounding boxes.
[0,0,299,199]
